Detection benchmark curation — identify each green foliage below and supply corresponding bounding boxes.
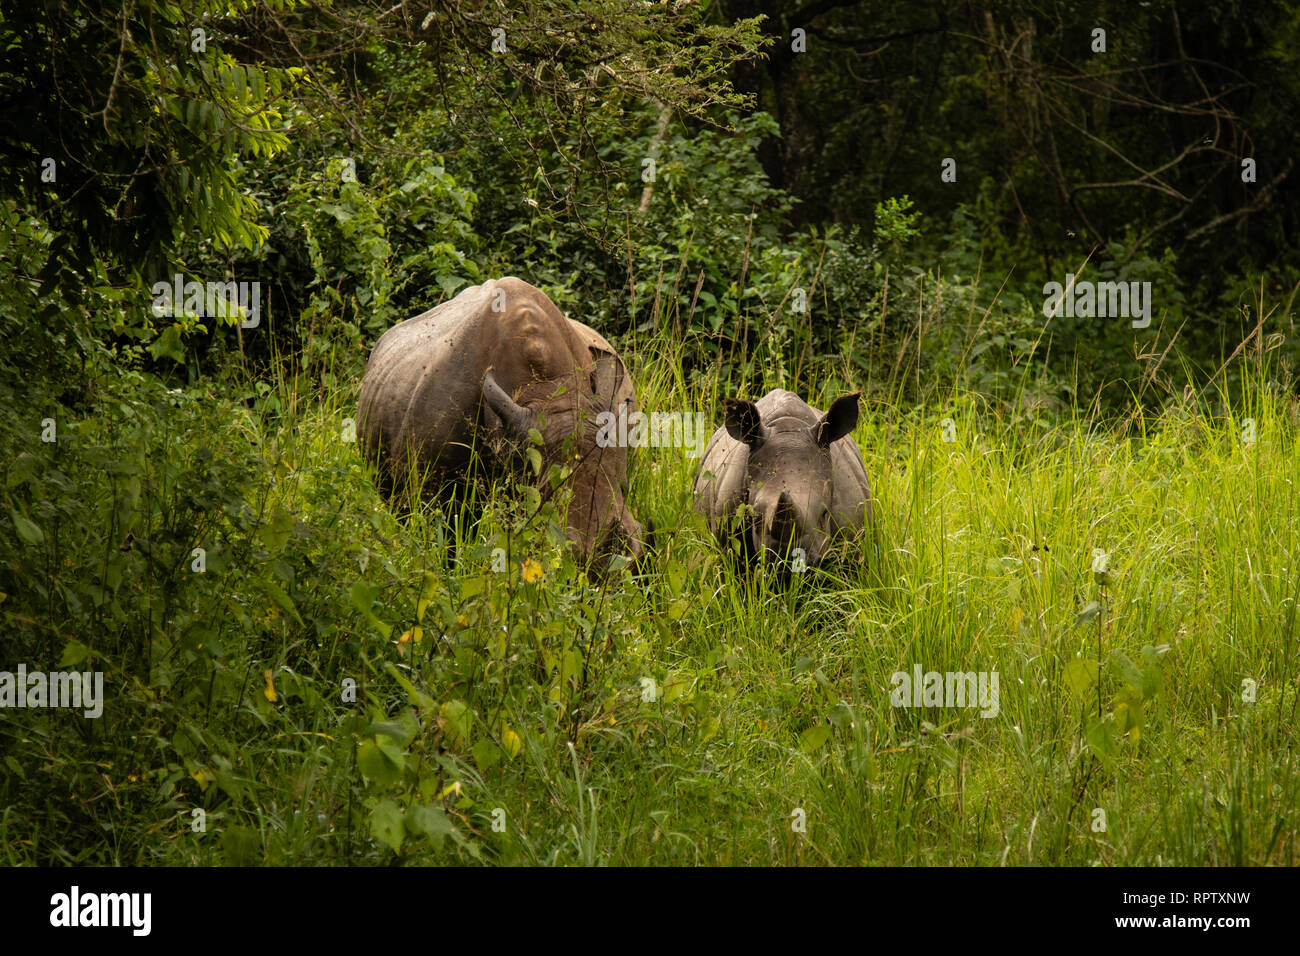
[278,154,482,376]
[874,196,922,249]
[1,0,298,262]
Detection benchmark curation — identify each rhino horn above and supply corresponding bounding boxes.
[481,367,538,440]
[770,491,799,550]
[596,517,643,566]
[811,392,861,447]
[724,397,765,449]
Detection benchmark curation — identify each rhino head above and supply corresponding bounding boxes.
[723,392,860,570]
[481,349,646,570]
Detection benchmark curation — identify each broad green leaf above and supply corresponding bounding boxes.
[472,739,501,770]
[10,510,43,546]
[1063,658,1098,699]
[406,803,453,851]
[357,738,403,786]
[417,572,439,623]
[666,558,686,599]
[1138,645,1168,698]
[6,453,38,489]
[367,715,417,746]
[148,325,186,363]
[259,507,294,554]
[559,650,581,686]
[440,700,471,747]
[828,703,855,729]
[501,727,522,759]
[662,673,688,703]
[1114,700,1145,736]
[262,579,303,626]
[349,580,392,639]
[1085,715,1117,765]
[800,724,831,752]
[59,640,90,668]
[370,798,405,853]
[700,715,721,741]
[349,580,376,616]
[1108,650,1144,693]
[1075,601,1102,625]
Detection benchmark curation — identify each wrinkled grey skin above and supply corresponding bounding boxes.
[693,389,871,570]
[357,277,644,565]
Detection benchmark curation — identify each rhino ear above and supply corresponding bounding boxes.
[724,398,764,449]
[482,367,537,439]
[588,346,625,402]
[812,392,860,448]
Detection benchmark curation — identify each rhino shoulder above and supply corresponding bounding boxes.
[358,281,499,466]
[829,436,872,529]
[566,318,637,411]
[693,425,750,527]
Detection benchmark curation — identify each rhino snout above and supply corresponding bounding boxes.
[625,517,647,564]
[751,490,829,568]
[575,510,646,575]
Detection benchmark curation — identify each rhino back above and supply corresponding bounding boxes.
[567,319,637,415]
[755,388,819,427]
[357,282,496,481]
[358,277,633,489]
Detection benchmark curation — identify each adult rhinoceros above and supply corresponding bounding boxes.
[693,389,870,571]
[357,277,645,565]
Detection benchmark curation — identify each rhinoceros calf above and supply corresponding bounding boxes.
[357,277,644,564]
[693,389,871,569]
